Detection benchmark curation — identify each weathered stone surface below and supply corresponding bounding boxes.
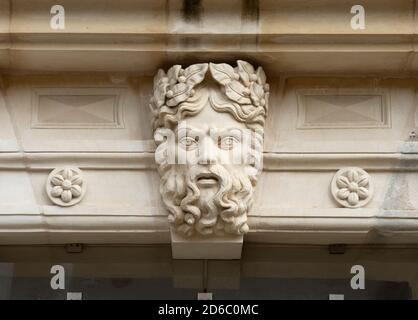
[0,2,416,260]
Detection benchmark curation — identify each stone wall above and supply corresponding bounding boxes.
[0,1,417,257]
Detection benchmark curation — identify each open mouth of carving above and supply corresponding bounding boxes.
[196,173,218,187]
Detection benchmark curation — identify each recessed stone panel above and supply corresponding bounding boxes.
[297,89,390,129]
[31,87,125,129]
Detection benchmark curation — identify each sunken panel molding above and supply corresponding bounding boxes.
[3,75,155,153]
[296,88,391,129]
[31,87,125,129]
[0,73,417,260]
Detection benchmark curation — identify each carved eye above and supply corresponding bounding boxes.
[179,136,198,150]
[218,136,239,150]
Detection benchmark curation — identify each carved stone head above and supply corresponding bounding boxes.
[150,61,269,237]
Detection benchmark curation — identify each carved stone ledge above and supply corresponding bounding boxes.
[1,1,417,74]
[0,152,418,171]
[1,208,418,245]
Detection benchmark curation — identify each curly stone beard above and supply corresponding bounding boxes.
[159,163,256,237]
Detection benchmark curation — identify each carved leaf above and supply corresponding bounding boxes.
[237,60,255,74]
[264,92,270,109]
[167,65,182,85]
[71,175,83,186]
[238,72,250,86]
[250,82,264,105]
[51,174,64,186]
[348,192,359,206]
[347,169,359,182]
[171,83,189,96]
[183,63,208,86]
[225,80,252,104]
[336,175,349,188]
[357,187,369,199]
[209,63,235,85]
[153,82,168,108]
[51,186,63,197]
[62,168,73,180]
[357,175,369,187]
[256,67,266,86]
[149,98,158,116]
[61,190,73,203]
[166,83,191,107]
[337,188,349,200]
[71,185,82,198]
[153,69,166,91]
[237,60,255,86]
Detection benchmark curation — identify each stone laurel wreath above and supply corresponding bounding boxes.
[149,60,270,130]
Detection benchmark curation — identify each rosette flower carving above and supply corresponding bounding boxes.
[331,167,373,208]
[46,167,86,207]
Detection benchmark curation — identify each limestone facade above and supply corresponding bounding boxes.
[0,1,417,259]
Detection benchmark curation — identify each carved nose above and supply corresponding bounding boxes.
[198,137,217,165]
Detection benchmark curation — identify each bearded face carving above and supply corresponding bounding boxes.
[150,61,269,237]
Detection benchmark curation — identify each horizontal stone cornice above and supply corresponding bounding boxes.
[2,33,418,74]
[1,0,418,74]
[0,206,418,245]
[0,152,417,171]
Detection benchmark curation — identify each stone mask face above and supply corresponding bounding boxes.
[150,61,269,237]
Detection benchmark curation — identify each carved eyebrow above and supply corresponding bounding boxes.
[176,126,205,137]
[210,128,243,138]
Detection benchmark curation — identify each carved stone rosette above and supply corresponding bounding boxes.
[46,167,86,207]
[331,167,373,208]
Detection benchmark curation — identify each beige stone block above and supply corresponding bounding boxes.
[260,0,414,35]
[171,229,243,259]
[11,0,168,34]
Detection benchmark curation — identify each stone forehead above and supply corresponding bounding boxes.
[178,103,248,130]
